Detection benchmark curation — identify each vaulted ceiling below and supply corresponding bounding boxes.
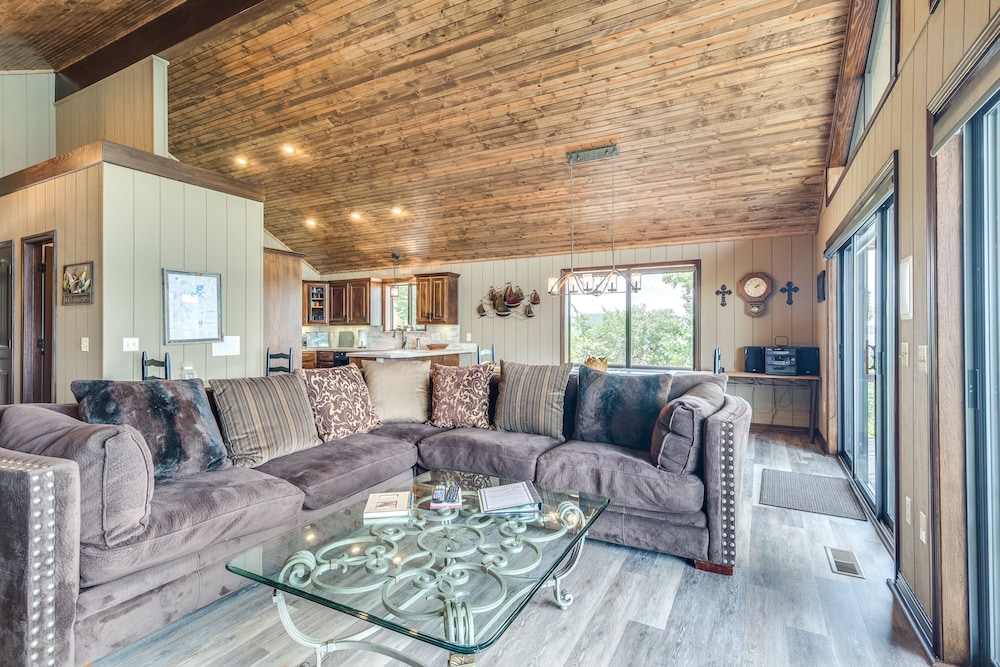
[1,0,851,274]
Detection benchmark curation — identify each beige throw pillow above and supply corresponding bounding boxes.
[362,359,431,423]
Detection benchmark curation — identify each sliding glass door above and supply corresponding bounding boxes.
[964,94,1000,667]
[836,198,895,529]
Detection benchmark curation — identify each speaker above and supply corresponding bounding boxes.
[744,346,765,373]
[797,347,820,376]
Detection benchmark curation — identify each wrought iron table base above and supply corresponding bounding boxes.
[271,531,589,666]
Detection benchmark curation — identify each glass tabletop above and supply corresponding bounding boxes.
[227,470,609,655]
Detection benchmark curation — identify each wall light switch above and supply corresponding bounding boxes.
[905,496,911,524]
[466,332,472,342]
[917,345,928,373]
[919,511,927,544]
[900,342,909,367]
[81,337,89,352]
[123,337,139,352]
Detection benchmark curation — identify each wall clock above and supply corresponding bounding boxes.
[737,272,773,317]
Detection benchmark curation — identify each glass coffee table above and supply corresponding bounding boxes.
[228,470,608,667]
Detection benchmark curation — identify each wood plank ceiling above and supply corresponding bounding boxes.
[2,0,851,275]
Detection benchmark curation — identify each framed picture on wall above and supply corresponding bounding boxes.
[163,269,224,343]
[62,261,94,305]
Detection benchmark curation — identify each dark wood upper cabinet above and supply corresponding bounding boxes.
[328,279,381,326]
[416,272,459,325]
[327,281,349,324]
[302,281,329,325]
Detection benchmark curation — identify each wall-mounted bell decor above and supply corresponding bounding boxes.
[478,283,540,319]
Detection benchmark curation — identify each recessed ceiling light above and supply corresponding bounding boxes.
[235,156,247,165]
[282,145,295,154]
[391,207,403,215]
[306,219,316,226]
[350,212,362,220]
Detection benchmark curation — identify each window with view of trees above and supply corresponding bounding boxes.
[383,282,424,331]
[567,264,696,369]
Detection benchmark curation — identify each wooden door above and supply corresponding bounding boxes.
[328,281,349,324]
[0,242,12,405]
[416,275,433,324]
[264,249,304,370]
[22,233,56,403]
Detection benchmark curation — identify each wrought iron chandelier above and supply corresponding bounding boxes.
[548,143,640,297]
[390,252,400,298]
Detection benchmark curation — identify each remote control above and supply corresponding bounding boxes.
[432,484,447,504]
[445,484,460,504]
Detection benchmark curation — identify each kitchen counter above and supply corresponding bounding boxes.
[345,348,466,359]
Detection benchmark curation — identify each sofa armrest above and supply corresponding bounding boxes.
[0,448,81,667]
[701,394,751,570]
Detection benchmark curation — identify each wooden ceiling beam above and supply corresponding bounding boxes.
[55,0,277,100]
[826,0,880,168]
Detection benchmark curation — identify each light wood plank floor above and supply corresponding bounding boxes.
[95,431,929,667]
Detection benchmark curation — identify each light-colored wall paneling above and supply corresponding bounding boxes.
[0,71,56,178]
[326,235,816,428]
[102,164,264,383]
[0,164,102,401]
[815,0,998,651]
[55,56,168,156]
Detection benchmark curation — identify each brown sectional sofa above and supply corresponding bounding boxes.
[0,367,750,667]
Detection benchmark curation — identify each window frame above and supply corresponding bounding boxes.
[558,260,700,370]
[381,279,425,332]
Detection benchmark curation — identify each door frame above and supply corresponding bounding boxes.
[0,240,13,405]
[21,231,56,403]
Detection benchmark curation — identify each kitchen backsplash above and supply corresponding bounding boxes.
[302,324,461,349]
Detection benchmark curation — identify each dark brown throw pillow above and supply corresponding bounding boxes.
[429,362,495,428]
[573,365,674,450]
[71,378,229,481]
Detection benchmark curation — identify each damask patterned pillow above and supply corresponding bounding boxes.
[295,365,381,441]
[71,378,229,481]
[429,362,496,429]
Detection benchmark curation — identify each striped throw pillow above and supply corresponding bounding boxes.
[495,361,573,441]
[209,374,321,467]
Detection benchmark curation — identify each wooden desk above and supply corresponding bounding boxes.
[724,371,820,442]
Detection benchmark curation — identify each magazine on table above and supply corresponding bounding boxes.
[478,481,542,515]
[363,491,413,521]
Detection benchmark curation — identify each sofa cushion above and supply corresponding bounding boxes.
[652,382,726,474]
[495,361,573,441]
[71,378,228,481]
[572,366,674,451]
[363,359,431,423]
[370,422,447,444]
[295,365,381,441]
[0,404,154,548]
[78,467,304,587]
[209,374,321,467]
[536,440,705,514]
[429,362,495,429]
[417,427,562,480]
[254,433,417,510]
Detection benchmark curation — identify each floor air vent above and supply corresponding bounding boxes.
[825,547,865,579]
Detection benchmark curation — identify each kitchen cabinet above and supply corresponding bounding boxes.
[416,272,459,325]
[300,351,317,369]
[303,282,329,325]
[328,279,381,326]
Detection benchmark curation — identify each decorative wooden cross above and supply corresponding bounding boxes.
[781,281,799,305]
[715,284,732,307]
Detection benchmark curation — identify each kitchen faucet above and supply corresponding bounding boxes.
[393,327,408,349]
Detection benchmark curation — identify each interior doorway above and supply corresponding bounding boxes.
[0,241,12,405]
[21,232,55,403]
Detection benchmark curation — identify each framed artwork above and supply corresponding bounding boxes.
[62,261,94,305]
[163,269,224,343]
[816,270,826,302]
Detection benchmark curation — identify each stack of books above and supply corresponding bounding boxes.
[363,491,413,522]
[478,481,542,515]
